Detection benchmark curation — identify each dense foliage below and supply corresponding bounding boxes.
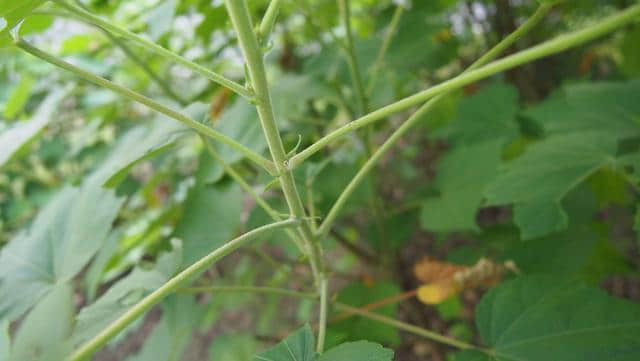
[1,0,639,360]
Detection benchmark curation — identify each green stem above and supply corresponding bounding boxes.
[179,285,317,299]
[333,302,481,351]
[16,39,275,174]
[288,3,640,169]
[367,4,404,95]
[53,0,252,99]
[316,278,329,353]
[338,0,369,115]
[258,0,283,43]
[202,137,305,251]
[67,219,300,361]
[223,0,324,284]
[315,3,554,238]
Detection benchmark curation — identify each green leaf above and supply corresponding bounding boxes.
[208,334,260,361]
[1,319,10,361]
[475,276,640,361]
[95,116,187,188]
[441,83,520,145]
[214,98,267,165]
[523,80,640,140]
[0,87,70,168]
[173,180,243,268]
[317,341,394,361]
[485,132,617,239]
[0,0,48,45]
[125,294,201,361]
[72,240,182,345]
[634,205,640,241]
[330,282,401,347]
[3,74,34,118]
[144,0,176,40]
[253,324,315,361]
[9,283,74,361]
[0,180,123,321]
[420,140,502,233]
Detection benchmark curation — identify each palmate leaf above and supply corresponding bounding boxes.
[72,240,182,345]
[0,87,71,168]
[8,283,74,361]
[253,325,394,361]
[473,276,640,361]
[0,178,123,321]
[484,132,618,240]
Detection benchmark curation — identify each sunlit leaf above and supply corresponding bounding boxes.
[253,324,315,361]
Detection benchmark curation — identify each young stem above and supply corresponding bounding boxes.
[53,0,252,99]
[367,4,404,95]
[288,2,640,169]
[315,3,554,238]
[258,0,283,43]
[316,278,329,353]
[223,0,328,344]
[333,302,481,351]
[67,219,300,361]
[15,39,275,174]
[179,285,317,299]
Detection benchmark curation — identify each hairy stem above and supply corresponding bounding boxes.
[53,0,252,98]
[67,219,300,361]
[179,285,317,299]
[15,39,275,174]
[288,3,640,169]
[334,302,481,351]
[317,278,329,353]
[223,0,328,344]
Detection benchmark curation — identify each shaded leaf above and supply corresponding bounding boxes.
[0,179,123,321]
[475,276,640,361]
[3,74,34,118]
[253,324,315,361]
[9,283,74,361]
[72,240,182,345]
[214,98,267,165]
[420,140,503,232]
[1,319,10,361]
[0,87,70,168]
[317,341,394,361]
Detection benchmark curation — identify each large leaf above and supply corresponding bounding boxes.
[474,276,640,361]
[485,132,617,239]
[440,83,520,145]
[1,319,10,361]
[523,80,640,140]
[173,180,243,268]
[0,87,70,168]
[253,324,315,361]
[420,140,502,232]
[72,240,182,345]
[317,341,394,361]
[0,180,123,321]
[213,98,267,165]
[9,283,74,361]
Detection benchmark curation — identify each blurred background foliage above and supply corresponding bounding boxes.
[1,0,639,360]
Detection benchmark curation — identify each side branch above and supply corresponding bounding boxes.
[53,0,252,99]
[16,40,275,174]
[66,219,300,361]
[288,3,640,168]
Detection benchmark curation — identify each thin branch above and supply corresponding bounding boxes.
[67,219,300,361]
[179,285,317,299]
[338,0,369,115]
[317,278,329,353]
[333,302,482,351]
[53,0,253,99]
[315,3,555,238]
[367,4,404,95]
[15,39,275,174]
[258,0,283,43]
[288,3,640,169]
